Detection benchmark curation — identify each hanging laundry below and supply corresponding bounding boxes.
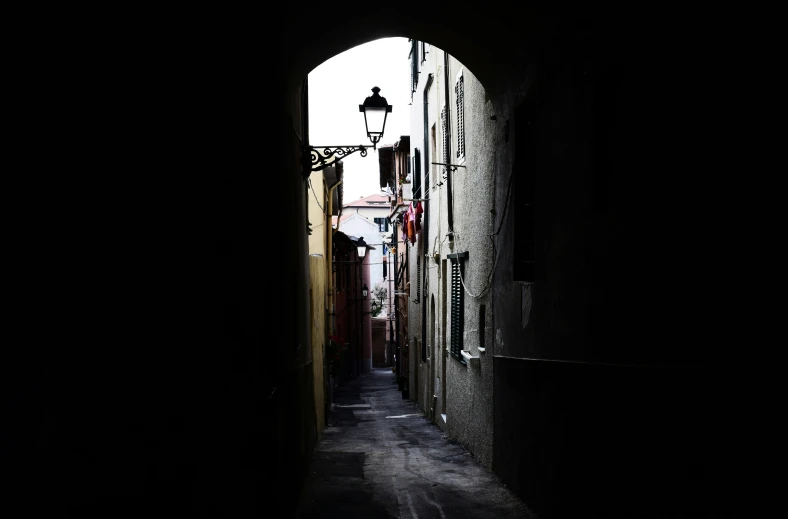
[413,201,423,232]
[402,211,410,242]
[406,203,416,244]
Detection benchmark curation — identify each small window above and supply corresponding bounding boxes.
[374,217,389,232]
[416,248,421,303]
[431,124,437,188]
[455,74,465,160]
[441,106,449,181]
[410,39,419,96]
[448,251,468,363]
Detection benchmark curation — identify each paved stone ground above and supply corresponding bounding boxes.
[296,368,536,518]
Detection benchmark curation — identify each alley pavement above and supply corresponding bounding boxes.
[295,368,535,518]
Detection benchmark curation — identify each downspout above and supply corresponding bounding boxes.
[326,178,343,341]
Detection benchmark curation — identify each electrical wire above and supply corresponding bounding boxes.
[308,177,325,215]
[454,148,513,300]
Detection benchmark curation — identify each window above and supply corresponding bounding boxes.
[413,148,422,200]
[374,217,389,232]
[423,74,433,193]
[410,39,419,96]
[431,124,437,188]
[448,251,468,363]
[441,106,449,181]
[455,73,465,160]
[416,247,421,304]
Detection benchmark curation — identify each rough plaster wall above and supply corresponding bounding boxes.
[408,42,437,418]
[442,56,496,469]
[407,46,496,468]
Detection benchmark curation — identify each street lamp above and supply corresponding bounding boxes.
[362,283,369,299]
[359,87,393,150]
[356,237,368,259]
[302,87,393,177]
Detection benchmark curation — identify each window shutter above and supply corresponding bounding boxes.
[423,74,433,193]
[441,106,449,181]
[448,252,468,363]
[456,75,465,159]
[411,39,419,95]
[416,251,421,303]
[450,259,463,361]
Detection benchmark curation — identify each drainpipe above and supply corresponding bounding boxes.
[326,178,343,351]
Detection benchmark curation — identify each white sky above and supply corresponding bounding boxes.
[309,37,412,203]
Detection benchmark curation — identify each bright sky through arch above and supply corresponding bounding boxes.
[309,37,412,203]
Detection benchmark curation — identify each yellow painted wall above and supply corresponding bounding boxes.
[309,254,327,433]
[307,173,326,255]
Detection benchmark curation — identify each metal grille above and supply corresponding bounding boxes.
[456,75,465,159]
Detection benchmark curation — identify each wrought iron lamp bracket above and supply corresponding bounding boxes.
[302,145,369,176]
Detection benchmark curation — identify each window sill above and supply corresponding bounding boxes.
[460,350,480,367]
[449,349,467,366]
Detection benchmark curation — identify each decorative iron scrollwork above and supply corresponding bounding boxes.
[304,145,368,173]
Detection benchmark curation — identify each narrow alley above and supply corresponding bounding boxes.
[296,369,534,519]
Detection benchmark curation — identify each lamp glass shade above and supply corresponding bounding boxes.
[357,245,367,258]
[363,106,388,140]
[359,87,392,148]
[362,284,369,298]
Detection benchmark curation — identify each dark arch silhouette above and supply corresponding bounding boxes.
[12,4,773,519]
